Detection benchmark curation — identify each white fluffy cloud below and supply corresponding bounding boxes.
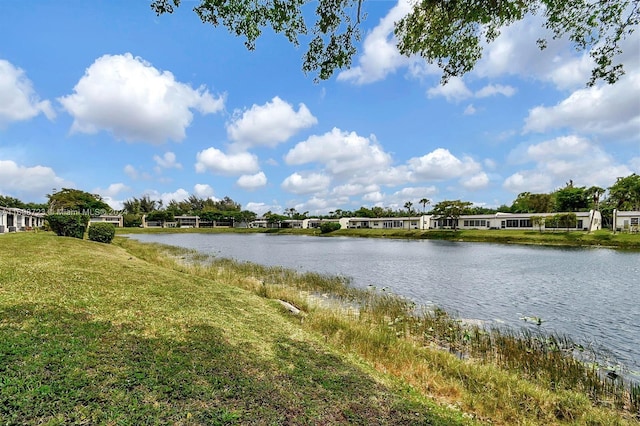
[503,136,633,193]
[0,60,55,127]
[408,148,481,180]
[0,160,70,199]
[428,79,516,102]
[245,201,282,216]
[285,128,392,176]
[153,152,182,170]
[475,84,516,98]
[461,172,490,190]
[524,73,640,140]
[526,135,591,161]
[195,147,260,176]
[193,183,216,199]
[93,182,130,198]
[503,171,555,194]
[146,188,190,207]
[281,172,331,195]
[475,16,592,89]
[236,172,267,190]
[58,53,224,143]
[337,0,422,84]
[331,183,380,197]
[427,77,472,102]
[226,96,317,150]
[93,183,130,210]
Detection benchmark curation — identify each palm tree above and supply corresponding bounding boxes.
[403,201,413,229]
[419,198,430,229]
[419,198,430,213]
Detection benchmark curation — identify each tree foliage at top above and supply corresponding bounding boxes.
[151,0,638,85]
[47,188,111,215]
[607,173,640,210]
[431,199,473,229]
[0,195,48,211]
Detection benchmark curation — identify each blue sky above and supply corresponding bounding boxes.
[1,1,638,215]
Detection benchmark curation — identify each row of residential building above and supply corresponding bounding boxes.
[146,210,635,233]
[1,206,639,234]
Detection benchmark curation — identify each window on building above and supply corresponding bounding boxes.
[506,219,519,228]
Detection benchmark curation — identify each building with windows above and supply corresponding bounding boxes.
[0,206,45,233]
[431,211,601,232]
[344,216,430,230]
[612,210,640,233]
[89,214,124,228]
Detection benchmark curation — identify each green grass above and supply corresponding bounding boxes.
[0,232,470,425]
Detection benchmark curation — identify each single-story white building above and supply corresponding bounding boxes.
[612,210,640,232]
[89,214,124,227]
[344,216,430,230]
[431,211,602,232]
[0,206,45,233]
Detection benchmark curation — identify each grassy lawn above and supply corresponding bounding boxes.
[1,232,638,425]
[0,232,469,425]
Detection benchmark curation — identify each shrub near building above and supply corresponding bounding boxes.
[45,214,89,239]
[320,222,342,233]
[88,222,116,244]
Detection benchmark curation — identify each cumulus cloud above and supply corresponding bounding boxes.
[477,16,639,90]
[285,128,392,176]
[524,73,640,140]
[461,172,490,190]
[153,152,182,170]
[408,148,481,180]
[0,59,55,127]
[475,84,516,98]
[475,15,592,89]
[195,147,260,176]
[526,135,591,161]
[92,183,131,210]
[226,97,317,150]
[193,183,216,199]
[337,0,424,84]
[427,77,472,102]
[504,136,633,193]
[93,182,130,198]
[245,201,282,216]
[237,172,267,190]
[0,159,70,199]
[281,172,331,195]
[58,53,224,143]
[331,183,380,197]
[503,171,554,193]
[363,191,385,203]
[428,79,517,102]
[145,188,190,207]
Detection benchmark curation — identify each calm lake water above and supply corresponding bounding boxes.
[126,233,640,380]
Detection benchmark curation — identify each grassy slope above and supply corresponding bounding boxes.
[0,232,470,425]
